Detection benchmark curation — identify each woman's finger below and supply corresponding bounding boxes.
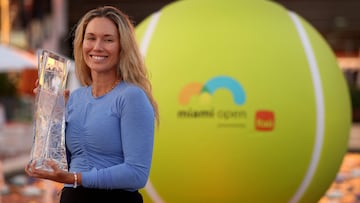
[33,79,39,94]
[25,161,36,176]
[64,89,70,104]
[45,160,58,171]
[33,87,38,94]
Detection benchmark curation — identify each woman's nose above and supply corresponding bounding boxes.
[93,39,104,50]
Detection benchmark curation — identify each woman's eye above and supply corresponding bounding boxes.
[85,37,95,41]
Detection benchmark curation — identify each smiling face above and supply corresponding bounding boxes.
[82,17,120,75]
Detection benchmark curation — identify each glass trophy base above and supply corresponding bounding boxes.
[32,158,67,172]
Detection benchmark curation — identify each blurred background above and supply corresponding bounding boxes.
[0,0,359,202]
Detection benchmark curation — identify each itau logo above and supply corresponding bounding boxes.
[177,75,274,131]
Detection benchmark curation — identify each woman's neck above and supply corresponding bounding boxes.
[91,77,120,98]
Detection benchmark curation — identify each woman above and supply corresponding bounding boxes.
[25,6,159,203]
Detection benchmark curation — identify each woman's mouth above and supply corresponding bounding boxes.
[90,55,107,61]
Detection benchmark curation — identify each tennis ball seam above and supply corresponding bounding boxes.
[288,11,325,203]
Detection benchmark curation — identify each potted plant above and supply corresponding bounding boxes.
[349,85,360,123]
[0,72,19,122]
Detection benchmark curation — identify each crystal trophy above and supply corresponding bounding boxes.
[29,49,70,171]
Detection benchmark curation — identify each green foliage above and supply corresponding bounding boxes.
[0,73,18,97]
[350,85,360,109]
[349,85,360,123]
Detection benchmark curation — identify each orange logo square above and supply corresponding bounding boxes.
[255,110,275,131]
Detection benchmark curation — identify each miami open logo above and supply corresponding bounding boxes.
[179,76,246,106]
[177,75,274,131]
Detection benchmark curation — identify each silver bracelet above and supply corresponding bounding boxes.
[73,172,78,188]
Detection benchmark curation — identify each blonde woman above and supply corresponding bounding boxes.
[26,6,158,203]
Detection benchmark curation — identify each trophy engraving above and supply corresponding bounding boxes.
[29,49,70,171]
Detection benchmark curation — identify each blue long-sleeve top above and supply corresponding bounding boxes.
[65,82,155,191]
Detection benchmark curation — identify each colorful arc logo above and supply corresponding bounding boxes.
[179,76,246,105]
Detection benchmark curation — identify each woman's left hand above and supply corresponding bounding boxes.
[25,160,72,184]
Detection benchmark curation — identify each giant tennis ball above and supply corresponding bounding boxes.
[135,0,351,202]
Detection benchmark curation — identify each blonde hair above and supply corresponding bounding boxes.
[73,6,159,123]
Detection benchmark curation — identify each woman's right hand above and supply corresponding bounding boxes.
[33,79,70,103]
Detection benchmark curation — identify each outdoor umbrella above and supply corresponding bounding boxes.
[0,45,80,90]
[0,44,37,72]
